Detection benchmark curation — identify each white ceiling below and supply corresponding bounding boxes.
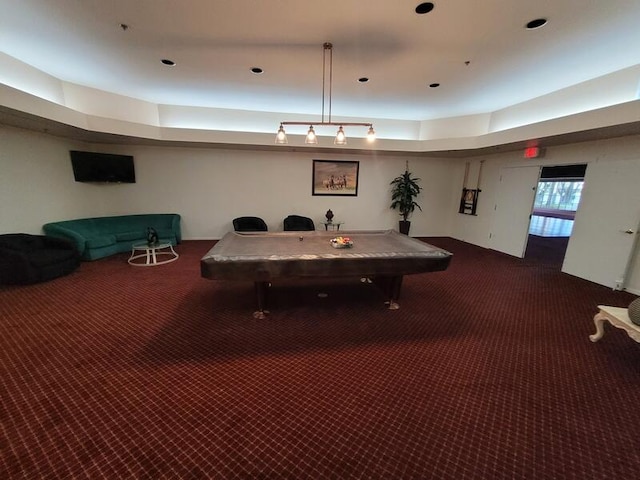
[1,0,640,125]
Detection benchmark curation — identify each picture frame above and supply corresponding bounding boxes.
[458,188,480,215]
[312,160,359,196]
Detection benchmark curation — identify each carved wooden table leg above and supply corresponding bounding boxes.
[589,311,607,342]
[589,305,640,343]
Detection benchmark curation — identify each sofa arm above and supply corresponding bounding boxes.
[171,214,182,243]
[42,224,87,256]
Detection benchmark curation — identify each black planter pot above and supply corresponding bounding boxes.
[398,220,411,235]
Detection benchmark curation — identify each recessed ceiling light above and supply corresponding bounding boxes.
[358,77,369,83]
[161,59,176,66]
[526,18,547,29]
[429,83,440,88]
[415,2,435,15]
[250,67,264,75]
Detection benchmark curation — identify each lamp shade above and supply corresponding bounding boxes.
[305,126,318,144]
[334,126,347,145]
[367,126,376,142]
[275,125,288,144]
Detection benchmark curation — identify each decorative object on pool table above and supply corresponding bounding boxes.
[458,160,483,215]
[390,161,422,235]
[312,160,359,196]
[330,236,353,248]
[325,209,334,223]
[146,227,158,246]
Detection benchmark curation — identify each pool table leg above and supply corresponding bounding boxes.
[373,275,403,309]
[253,281,270,319]
[387,275,403,310]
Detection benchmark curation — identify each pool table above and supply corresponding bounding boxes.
[201,229,452,318]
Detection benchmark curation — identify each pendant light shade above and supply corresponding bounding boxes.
[334,126,347,145]
[367,126,376,142]
[275,124,288,144]
[305,126,318,144]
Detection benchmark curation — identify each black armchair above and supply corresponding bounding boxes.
[0,234,80,285]
[283,215,315,231]
[233,216,268,232]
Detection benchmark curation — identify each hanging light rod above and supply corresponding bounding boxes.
[275,42,375,145]
[279,121,373,127]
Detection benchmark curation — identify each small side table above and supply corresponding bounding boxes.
[128,242,179,266]
[589,305,640,343]
[321,221,343,231]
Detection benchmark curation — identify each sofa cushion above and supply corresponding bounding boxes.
[85,235,117,249]
[96,215,173,233]
[155,229,177,241]
[115,231,144,242]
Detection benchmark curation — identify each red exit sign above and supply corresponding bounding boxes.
[524,146,545,158]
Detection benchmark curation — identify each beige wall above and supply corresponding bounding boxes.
[1,124,639,295]
[450,136,640,294]
[0,125,457,239]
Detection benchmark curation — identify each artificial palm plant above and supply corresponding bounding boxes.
[390,163,422,234]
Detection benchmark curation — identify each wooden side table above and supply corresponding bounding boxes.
[589,305,640,343]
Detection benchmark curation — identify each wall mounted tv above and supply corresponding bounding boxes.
[70,151,136,183]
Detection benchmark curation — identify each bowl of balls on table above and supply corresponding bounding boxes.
[330,236,353,248]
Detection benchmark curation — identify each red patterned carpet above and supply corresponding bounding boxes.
[1,238,639,479]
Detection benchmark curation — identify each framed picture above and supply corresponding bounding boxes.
[458,188,480,215]
[312,160,359,196]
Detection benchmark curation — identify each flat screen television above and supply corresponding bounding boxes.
[70,151,136,183]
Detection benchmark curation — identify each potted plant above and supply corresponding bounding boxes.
[390,165,422,235]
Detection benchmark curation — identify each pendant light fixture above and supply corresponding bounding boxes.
[275,124,287,144]
[305,126,317,144]
[334,126,347,145]
[275,42,375,145]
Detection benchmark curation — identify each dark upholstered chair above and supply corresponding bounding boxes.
[283,215,315,231]
[233,216,268,232]
[0,234,80,285]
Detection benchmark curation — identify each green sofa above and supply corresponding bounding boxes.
[43,214,181,261]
